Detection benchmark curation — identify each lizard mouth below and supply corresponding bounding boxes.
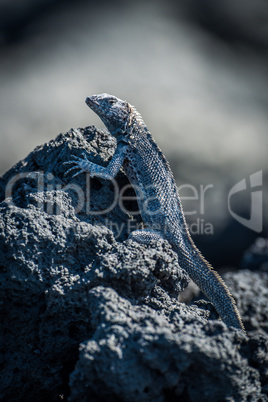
[85,96,100,109]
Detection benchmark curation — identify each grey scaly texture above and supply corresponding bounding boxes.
[65,93,245,331]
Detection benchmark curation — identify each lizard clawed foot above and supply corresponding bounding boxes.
[63,153,91,178]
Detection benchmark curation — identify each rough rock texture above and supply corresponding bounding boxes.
[0,127,267,401]
[69,287,262,402]
[224,269,268,336]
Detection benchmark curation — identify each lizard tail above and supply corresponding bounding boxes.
[174,243,245,331]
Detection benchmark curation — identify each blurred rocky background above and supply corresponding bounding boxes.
[0,0,267,266]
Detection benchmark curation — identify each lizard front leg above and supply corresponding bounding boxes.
[64,143,128,179]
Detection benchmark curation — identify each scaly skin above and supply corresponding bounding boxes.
[65,93,245,331]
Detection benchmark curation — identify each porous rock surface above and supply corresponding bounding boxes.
[0,127,267,401]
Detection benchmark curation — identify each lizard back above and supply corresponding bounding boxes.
[121,105,244,331]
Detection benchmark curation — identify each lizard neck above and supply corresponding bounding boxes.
[124,106,168,166]
[123,106,149,144]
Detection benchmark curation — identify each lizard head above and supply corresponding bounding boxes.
[85,93,130,137]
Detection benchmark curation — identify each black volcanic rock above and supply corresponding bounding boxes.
[0,127,267,401]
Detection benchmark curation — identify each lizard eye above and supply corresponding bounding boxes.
[108,98,116,105]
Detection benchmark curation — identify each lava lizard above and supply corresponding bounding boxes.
[65,93,244,331]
